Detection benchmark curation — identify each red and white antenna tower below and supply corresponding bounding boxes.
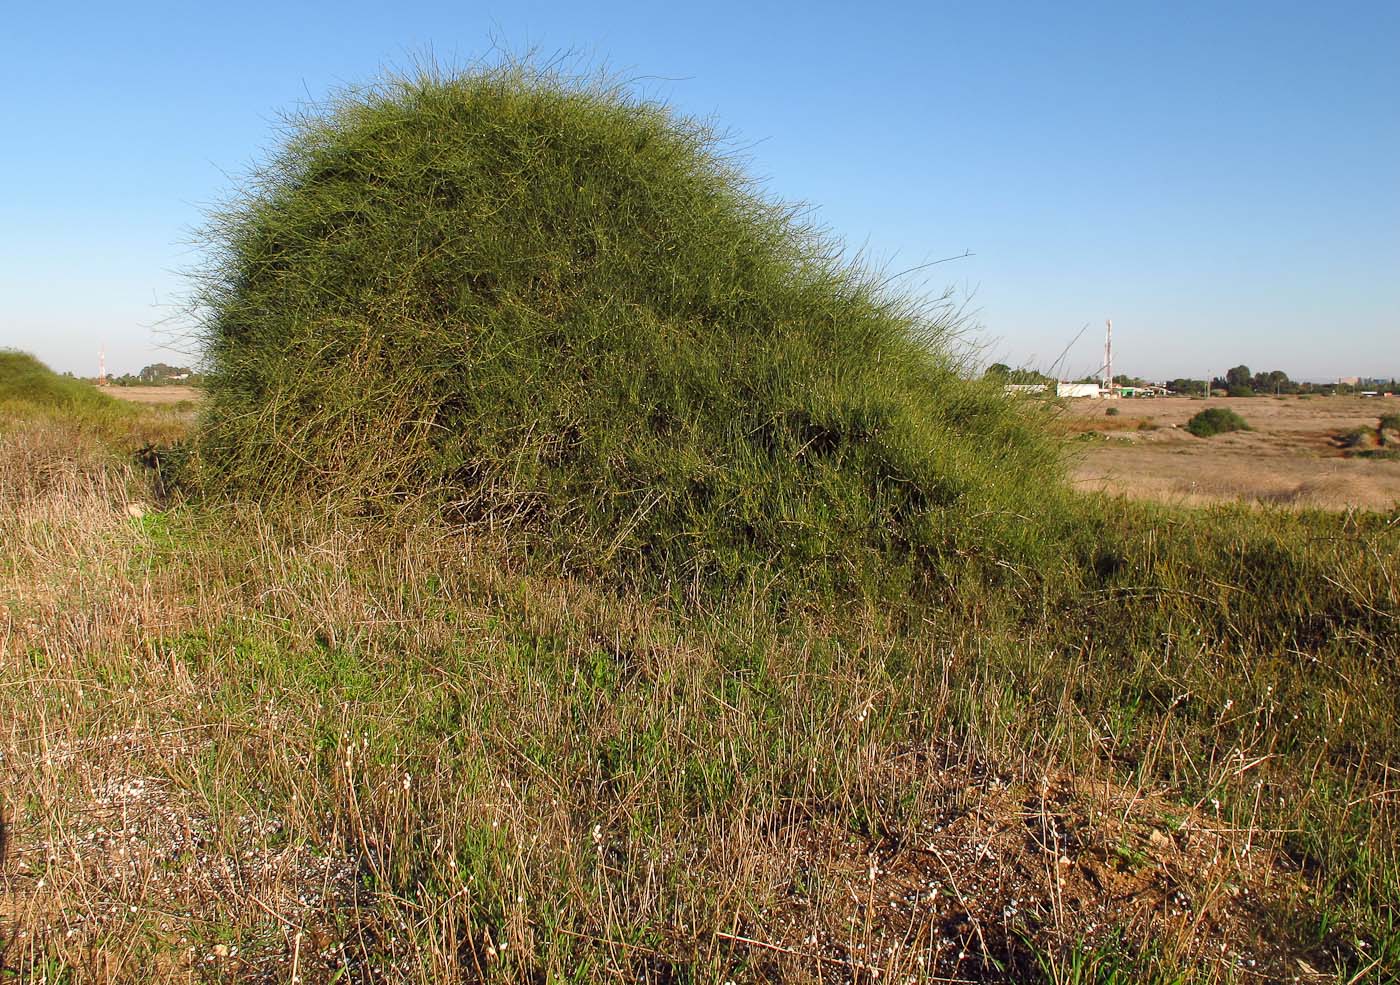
[1102,319,1114,396]
[98,347,107,386]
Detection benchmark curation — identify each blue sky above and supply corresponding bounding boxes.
[2,1,1396,380]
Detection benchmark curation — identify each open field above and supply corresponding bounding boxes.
[100,385,201,405]
[1068,396,1400,511]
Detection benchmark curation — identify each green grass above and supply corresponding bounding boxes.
[1184,406,1251,438]
[1029,933,1188,985]
[0,350,126,421]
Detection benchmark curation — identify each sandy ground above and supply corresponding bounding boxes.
[1067,395,1400,511]
[101,384,201,404]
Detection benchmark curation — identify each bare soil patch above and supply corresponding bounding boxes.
[737,752,1335,984]
[1067,396,1400,511]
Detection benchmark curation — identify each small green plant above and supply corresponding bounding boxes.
[1184,407,1251,438]
[1105,406,1120,417]
[1111,838,1149,870]
[1030,932,1188,985]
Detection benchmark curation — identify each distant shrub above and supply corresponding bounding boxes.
[1137,419,1157,431]
[1105,406,1120,417]
[1185,407,1251,438]
[1227,386,1254,398]
[1378,414,1400,442]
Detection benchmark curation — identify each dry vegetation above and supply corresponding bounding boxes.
[102,386,202,407]
[3,391,1398,983]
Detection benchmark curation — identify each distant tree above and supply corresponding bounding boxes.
[1226,365,1253,388]
[138,362,194,384]
[985,363,1050,385]
[1251,369,1293,394]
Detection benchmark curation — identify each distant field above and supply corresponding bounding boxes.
[100,384,201,405]
[1068,395,1400,511]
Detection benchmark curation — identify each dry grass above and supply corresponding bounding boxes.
[101,386,202,406]
[3,407,1397,983]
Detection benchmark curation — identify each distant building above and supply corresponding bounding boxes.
[1004,383,1049,396]
[1056,382,1103,399]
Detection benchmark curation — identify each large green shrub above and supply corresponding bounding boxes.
[1184,407,1251,438]
[192,65,1065,591]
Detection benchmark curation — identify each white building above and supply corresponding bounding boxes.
[1056,382,1104,399]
